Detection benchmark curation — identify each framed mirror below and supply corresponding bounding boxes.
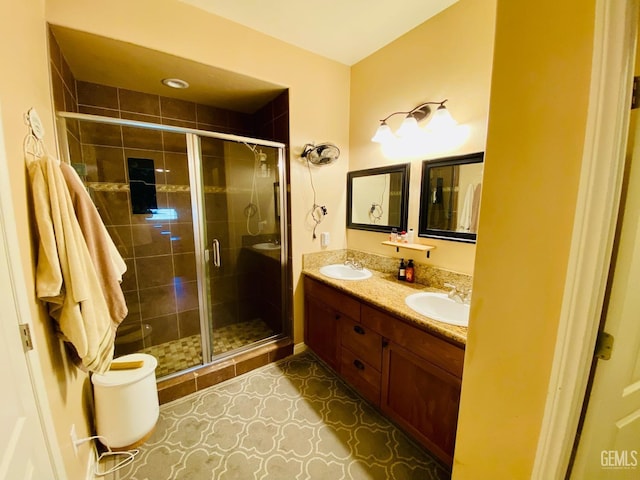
[418,152,484,243]
[347,163,410,233]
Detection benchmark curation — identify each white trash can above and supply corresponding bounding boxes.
[92,353,159,449]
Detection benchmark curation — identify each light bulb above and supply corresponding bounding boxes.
[426,105,457,130]
[396,115,421,137]
[161,78,190,89]
[371,123,395,143]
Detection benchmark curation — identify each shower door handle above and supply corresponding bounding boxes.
[212,239,221,267]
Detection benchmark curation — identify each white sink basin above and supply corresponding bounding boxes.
[252,242,281,251]
[320,264,372,281]
[405,292,470,327]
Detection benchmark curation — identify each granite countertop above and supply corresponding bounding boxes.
[303,266,467,347]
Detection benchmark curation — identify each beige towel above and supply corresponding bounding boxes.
[28,155,114,373]
[60,163,128,328]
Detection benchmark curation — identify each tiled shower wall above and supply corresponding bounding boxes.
[49,30,77,114]
[48,29,290,360]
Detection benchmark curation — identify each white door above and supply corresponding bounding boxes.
[570,115,640,478]
[0,108,56,478]
[0,231,54,479]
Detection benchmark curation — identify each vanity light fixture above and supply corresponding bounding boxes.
[371,99,456,143]
[161,78,190,89]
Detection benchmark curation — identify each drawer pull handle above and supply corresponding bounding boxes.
[353,359,365,371]
[335,314,341,320]
[353,325,365,335]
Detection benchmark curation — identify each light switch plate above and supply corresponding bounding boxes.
[320,232,330,247]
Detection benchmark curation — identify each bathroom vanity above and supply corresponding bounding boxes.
[303,272,466,467]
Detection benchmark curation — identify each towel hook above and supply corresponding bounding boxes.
[23,107,46,163]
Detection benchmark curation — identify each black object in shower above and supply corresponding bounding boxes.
[434,177,444,204]
[128,158,157,214]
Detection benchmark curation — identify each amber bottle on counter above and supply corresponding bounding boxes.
[398,259,406,281]
[405,259,415,283]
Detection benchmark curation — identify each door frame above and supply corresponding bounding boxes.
[532,0,639,477]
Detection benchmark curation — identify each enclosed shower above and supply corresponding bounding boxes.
[57,112,288,379]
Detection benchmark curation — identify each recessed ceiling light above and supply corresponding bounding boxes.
[161,78,189,89]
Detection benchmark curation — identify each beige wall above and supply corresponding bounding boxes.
[45,0,352,349]
[0,0,93,478]
[453,0,596,477]
[348,0,496,275]
[0,0,349,476]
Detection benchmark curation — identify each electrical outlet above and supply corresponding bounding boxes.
[258,220,267,232]
[70,424,78,456]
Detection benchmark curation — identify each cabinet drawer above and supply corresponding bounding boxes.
[340,347,381,406]
[340,317,382,371]
[304,277,360,321]
[361,304,464,378]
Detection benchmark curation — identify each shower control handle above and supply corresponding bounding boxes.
[212,239,221,267]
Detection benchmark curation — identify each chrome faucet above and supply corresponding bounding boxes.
[444,283,472,304]
[344,257,363,270]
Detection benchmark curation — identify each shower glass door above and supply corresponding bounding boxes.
[198,136,284,360]
[60,114,286,378]
[60,119,206,378]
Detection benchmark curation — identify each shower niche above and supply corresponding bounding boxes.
[49,25,291,380]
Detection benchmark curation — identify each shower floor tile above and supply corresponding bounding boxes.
[212,318,275,355]
[141,335,202,378]
[140,318,276,378]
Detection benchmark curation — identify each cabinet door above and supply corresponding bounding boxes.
[305,296,341,370]
[381,340,461,466]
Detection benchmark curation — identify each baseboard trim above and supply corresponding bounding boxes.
[293,343,308,355]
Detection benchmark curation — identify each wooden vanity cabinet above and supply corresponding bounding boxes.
[304,277,360,371]
[362,304,463,465]
[303,276,465,467]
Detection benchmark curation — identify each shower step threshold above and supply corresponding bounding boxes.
[156,337,293,404]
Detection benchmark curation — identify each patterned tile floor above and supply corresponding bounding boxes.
[141,318,276,378]
[104,353,450,480]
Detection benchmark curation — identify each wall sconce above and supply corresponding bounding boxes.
[371,99,457,143]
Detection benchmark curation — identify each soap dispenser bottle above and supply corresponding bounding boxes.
[398,259,406,281]
[406,259,415,283]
